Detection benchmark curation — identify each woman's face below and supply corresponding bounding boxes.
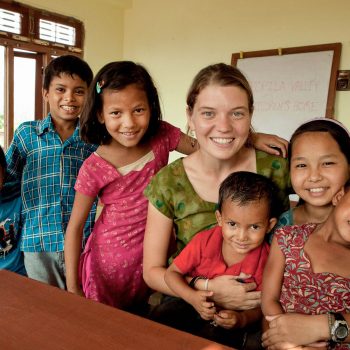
[187,84,251,161]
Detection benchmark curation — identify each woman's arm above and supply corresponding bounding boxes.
[175,132,198,155]
[64,192,96,295]
[143,202,178,296]
[261,236,285,317]
[252,132,289,158]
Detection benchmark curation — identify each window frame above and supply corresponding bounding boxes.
[0,1,85,148]
[0,1,84,51]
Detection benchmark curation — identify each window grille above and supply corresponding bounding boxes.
[0,9,21,35]
[39,19,76,46]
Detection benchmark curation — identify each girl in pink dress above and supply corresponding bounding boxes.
[64,61,197,310]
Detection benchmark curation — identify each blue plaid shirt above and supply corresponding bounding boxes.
[6,114,98,252]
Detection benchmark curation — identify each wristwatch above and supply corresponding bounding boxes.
[328,312,349,345]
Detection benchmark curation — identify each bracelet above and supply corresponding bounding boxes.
[204,278,209,291]
[189,276,206,288]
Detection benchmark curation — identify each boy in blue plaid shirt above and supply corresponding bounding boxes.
[6,55,97,288]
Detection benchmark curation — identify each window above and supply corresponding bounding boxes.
[0,8,21,34]
[0,1,85,148]
[39,19,76,46]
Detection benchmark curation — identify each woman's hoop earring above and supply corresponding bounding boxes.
[190,130,196,148]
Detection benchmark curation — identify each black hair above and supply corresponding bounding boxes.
[0,145,6,186]
[43,55,93,90]
[344,178,350,191]
[288,119,350,164]
[80,61,162,145]
[218,171,281,219]
[0,146,5,172]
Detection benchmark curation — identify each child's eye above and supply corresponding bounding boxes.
[295,163,306,168]
[75,89,85,95]
[110,111,121,117]
[56,88,64,93]
[227,221,237,228]
[134,108,145,114]
[323,161,335,166]
[251,224,260,230]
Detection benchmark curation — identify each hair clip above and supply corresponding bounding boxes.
[96,81,104,94]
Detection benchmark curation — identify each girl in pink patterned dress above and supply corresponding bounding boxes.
[64,61,197,311]
[262,120,350,349]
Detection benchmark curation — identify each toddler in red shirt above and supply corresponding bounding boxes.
[164,171,281,349]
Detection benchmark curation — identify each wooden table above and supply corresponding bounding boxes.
[0,270,232,350]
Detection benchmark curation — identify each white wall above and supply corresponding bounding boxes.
[123,0,350,154]
[23,0,128,73]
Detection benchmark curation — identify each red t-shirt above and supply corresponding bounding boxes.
[173,225,270,290]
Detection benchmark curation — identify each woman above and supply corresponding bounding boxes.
[143,63,290,346]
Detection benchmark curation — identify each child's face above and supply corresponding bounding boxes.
[332,189,350,245]
[290,132,349,208]
[43,73,88,125]
[98,84,151,148]
[187,84,251,162]
[216,198,276,255]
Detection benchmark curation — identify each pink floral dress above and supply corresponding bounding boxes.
[276,224,350,349]
[74,121,180,309]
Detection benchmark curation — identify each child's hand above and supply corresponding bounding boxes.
[252,132,288,158]
[190,290,216,320]
[212,309,242,329]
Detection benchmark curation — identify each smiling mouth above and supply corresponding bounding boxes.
[307,187,327,193]
[211,137,234,144]
[61,105,78,112]
[234,242,249,249]
[121,131,138,136]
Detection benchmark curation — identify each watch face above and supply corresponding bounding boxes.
[335,325,349,340]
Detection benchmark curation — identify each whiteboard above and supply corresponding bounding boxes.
[232,44,341,140]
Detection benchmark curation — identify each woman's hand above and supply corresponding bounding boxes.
[252,132,289,158]
[262,314,329,350]
[208,274,261,310]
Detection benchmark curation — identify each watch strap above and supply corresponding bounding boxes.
[333,312,346,322]
[328,313,336,350]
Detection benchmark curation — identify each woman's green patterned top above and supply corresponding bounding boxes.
[144,150,290,262]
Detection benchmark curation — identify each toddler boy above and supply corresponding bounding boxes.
[164,171,281,349]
